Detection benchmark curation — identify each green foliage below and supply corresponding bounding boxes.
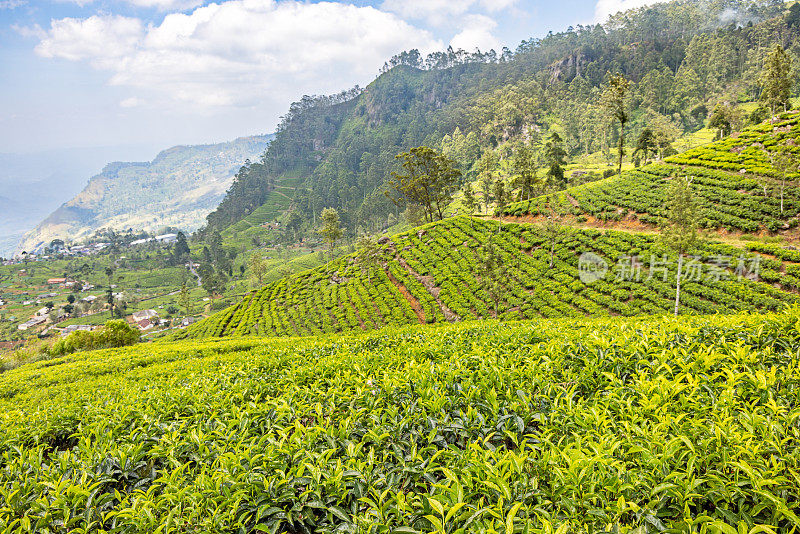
[759,43,793,115]
[175,217,799,340]
[503,111,800,234]
[4,311,800,531]
[204,0,792,237]
[389,147,461,223]
[49,320,140,356]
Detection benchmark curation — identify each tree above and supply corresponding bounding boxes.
[178,282,193,315]
[199,265,226,297]
[762,148,799,215]
[285,211,303,242]
[544,132,567,188]
[461,183,477,216]
[633,128,658,165]
[387,147,461,223]
[104,266,115,318]
[478,227,509,317]
[172,231,190,263]
[759,44,792,116]
[661,175,702,317]
[512,142,540,201]
[492,179,507,213]
[603,74,630,176]
[708,103,742,139]
[247,252,270,287]
[356,235,381,283]
[319,208,343,272]
[539,215,572,268]
[477,150,499,214]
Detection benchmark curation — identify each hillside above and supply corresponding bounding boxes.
[3,311,800,530]
[176,216,799,340]
[17,135,272,253]
[203,0,795,241]
[502,111,800,234]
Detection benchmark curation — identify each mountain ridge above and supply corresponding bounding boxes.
[16,134,273,254]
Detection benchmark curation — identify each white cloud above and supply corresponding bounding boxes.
[124,0,204,11]
[0,0,26,9]
[35,15,144,65]
[120,97,143,108]
[594,0,667,22]
[380,0,516,25]
[449,14,499,52]
[30,1,442,110]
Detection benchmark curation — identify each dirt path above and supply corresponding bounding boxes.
[397,258,459,322]
[386,269,425,323]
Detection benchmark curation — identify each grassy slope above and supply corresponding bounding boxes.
[175,216,800,340]
[502,111,800,235]
[3,311,800,530]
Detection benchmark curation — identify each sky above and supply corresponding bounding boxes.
[0,0,660,154]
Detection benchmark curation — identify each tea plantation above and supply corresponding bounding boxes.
[2,311,800,532]
[502,111,800,234]
[175,216,800,340]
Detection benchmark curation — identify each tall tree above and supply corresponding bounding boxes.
[461,183,477,215]
[762,148,799,215]
[512,142,540,201]
[478,227,509,317]
[319,208,343,272]
[492,179,507,214]
[661,175,702,317]
[477,149,499,214]
[603,74,630,176]
[759,44,792,116]
[544,132,567,188]
[356,235,381,283]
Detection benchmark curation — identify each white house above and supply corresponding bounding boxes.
[18,316,46,330]
[132,309,159,322]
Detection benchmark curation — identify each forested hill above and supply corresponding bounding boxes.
[204,0,797,238]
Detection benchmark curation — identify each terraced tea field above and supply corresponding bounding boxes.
[502,111,800,234]
[177,217,800,340]
[3,311,800,531]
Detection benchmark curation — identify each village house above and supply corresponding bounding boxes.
[61,324,92,336]
[132,309,159,322]
[47,278,66,285]
[135,319,154,331]
[18,316,46,331]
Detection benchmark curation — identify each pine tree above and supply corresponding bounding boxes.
[759,44,792,116]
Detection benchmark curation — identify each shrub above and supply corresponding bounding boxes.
[50,320,140,356]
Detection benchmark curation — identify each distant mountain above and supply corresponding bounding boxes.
[17,135,273,253]
[0,144,163,257]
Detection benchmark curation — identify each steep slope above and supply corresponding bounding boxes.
[205,0,793,238]
[176,217,799,340]
[17,135,272,253]
[501,112,800,233]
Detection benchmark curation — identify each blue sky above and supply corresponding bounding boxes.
[0,0,652,153]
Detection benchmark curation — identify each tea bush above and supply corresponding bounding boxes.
[2,311,800,532]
